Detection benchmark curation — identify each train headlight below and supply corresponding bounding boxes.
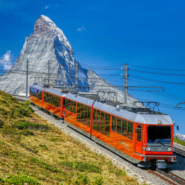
[146,147,151,151]
[168,148,172,151]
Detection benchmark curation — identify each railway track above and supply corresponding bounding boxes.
[148,169,185,185]
[174,147,185,158]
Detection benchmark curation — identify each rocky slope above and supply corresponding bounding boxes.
[0,15,136,104]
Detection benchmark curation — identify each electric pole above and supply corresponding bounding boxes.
[26,60,29,100]
[75,61,78,92]
[124,64,127,104]
[48,60,50,85]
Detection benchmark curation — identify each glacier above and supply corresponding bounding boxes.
[0,15,136,104]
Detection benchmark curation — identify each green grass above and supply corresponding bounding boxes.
[1,173,40,185]
[174,136,185,146]
[0,90,139,185]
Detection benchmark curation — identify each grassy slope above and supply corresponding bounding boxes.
[0,90,139,185]
[174,137,185,146]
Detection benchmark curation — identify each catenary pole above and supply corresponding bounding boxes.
[26,60,29,100]
[124,64,127,104]
[48,60,50,85]
[75,61,78,92]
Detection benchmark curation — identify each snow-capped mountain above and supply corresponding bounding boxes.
[0,15,136,104]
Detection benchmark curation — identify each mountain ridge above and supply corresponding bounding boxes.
[0,15,136,104]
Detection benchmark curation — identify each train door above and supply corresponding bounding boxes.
[135,124,142,154]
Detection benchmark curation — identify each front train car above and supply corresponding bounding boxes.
[135,113,176,168]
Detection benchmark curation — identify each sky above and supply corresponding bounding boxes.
[1,0,185,134]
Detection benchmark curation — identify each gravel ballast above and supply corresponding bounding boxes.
[31,106,185,185]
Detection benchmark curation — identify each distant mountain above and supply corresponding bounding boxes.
[0,15,136,104]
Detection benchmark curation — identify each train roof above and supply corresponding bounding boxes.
[66,93,173,125]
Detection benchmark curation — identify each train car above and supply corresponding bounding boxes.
[29,84,177,169]
[64,93,176,169]
[29,84,66,119]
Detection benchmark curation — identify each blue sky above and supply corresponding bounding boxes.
[1,0,185,134]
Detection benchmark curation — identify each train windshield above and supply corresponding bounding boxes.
[147,126,171,144]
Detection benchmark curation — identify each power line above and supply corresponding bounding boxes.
[128,64,185,71]
[129,75,185,85]
[130,68,185,76]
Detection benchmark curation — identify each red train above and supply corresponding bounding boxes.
[29,83,177,169]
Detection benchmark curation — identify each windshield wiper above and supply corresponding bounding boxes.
[156,141,165,146]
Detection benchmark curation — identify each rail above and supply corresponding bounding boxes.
[148,169,185,185]
[174,147,185,158]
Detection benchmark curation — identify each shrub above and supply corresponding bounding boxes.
[30,157,61,173]
[0,120,4,128]
[21,130,34,136]
[5,173,40,185]
[15,106,32,117]
[59,161,101,173]
[93,176,103,185]
[14,121,49,130]
[39,144,48,150]
[73,173,89,185]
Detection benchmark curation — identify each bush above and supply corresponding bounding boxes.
[39,144,48,150]
[59,161,101,173]
[15,106,32,117]
[21,130,34,136]
[30,157,61,173]
[4,173,40,185]
[0,120,4,128]
[14,121,49,130]
[73,173,89,185]
[93,176,103,185]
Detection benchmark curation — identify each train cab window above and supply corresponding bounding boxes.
[137,126,142,141]
[66,99,69,110]
[101,112,105,134]
[127,122,133,139]
[87,107,91,127]
[70,101,73,112]
[147,126,171,144]
[96,110,100,131]
[105,114,110,137]
[112,116,116,132]
[122,119,127,136]
[117,118,121,135]
[93,109,97,130]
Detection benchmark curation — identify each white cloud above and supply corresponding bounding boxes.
[0,51,13,70]
[77,27,86,32]
[45,5,49,9]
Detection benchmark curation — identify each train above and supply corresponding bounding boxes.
[29,83,177,169]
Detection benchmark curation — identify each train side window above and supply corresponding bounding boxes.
[105,114,110,137]
[83,106,87,125]
[112,116,116,132]
[137,126,142,141]
[93,109,97,130]
[70,101,73,112]
[117,118,121,135]
[122,119,127,136]
[101,112,105,134]
[63,99,65,107]
[77,103,81,122]
[87,107,91,127]
[80,104,84,124]
[128,121,133,139]
[66,99,69,110]
[73,102,76,113]
[96,110,100,132]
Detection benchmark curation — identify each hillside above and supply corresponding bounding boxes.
[0,90,139,185]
